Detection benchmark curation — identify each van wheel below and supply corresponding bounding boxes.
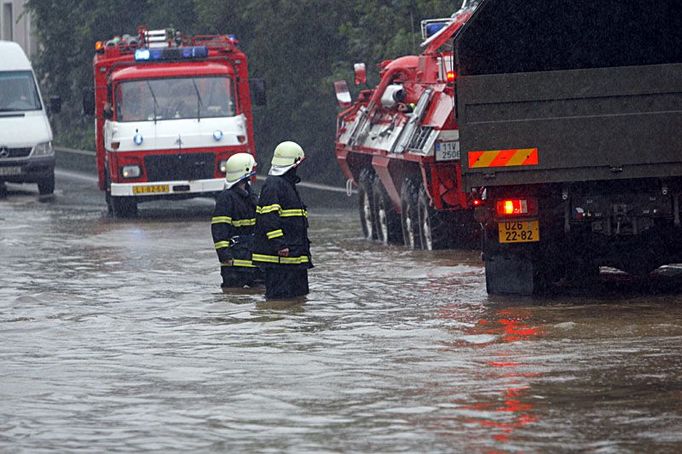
[400,179,421,249]
[38,174,55,195]
[373,177,403,245]
[357,169,377,240]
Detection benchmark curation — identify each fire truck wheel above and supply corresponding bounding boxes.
[110,196,138,218]
[417,186,450,250]
[372,177,403,245]
[37,173,55,195]
[357,169,377,240]
[400,179,421,249]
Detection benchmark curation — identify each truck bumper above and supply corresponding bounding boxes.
[0,156,55,183]
[110,178,225,197]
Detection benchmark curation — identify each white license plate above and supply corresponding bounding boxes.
[435,141,460,161]
[0,166,21,176]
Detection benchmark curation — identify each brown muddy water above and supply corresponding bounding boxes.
[1,174,682,452]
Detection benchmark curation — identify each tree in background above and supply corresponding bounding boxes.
[26,0,460,185]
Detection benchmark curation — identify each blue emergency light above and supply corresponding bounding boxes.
[134,46,209,62]
[425,22,448,38]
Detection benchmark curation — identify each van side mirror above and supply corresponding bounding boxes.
[49,96,62,114]
[82,87,95,116]
[249,78,266,106]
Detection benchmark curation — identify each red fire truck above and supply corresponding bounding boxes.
[333,3,480,249]
[85,27,265,217]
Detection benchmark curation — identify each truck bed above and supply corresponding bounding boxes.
[455,0,682,190]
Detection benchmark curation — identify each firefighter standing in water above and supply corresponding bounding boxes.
[211,153,262,289]
[252,141,313,299]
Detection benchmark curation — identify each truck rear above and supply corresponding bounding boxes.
[88,28,265,217]
[455,0,682,294]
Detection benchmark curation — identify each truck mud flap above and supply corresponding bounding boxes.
[485,253,535,296]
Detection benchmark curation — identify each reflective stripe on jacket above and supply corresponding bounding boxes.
[211,184,258,269]
[252,172,313,269]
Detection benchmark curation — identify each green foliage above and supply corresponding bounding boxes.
[25,0,461,185]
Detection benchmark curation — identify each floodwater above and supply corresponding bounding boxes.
[2,174,682,452]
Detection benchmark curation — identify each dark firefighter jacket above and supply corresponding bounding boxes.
[252,172,313,269]
[211,184,258,269]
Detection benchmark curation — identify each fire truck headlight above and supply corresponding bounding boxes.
[219,160,228,173]
[32,141,54,156]
[121,165,141,179]
[213,130,223,141]
[133,133,144,146]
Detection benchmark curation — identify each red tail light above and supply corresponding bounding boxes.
[495,197,537,217]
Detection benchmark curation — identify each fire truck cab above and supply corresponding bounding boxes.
[87,27,264,217]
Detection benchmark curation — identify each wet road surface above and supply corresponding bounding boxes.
[1,173,682,452]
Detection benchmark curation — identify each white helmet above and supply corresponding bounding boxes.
[269,141,305,176]
[225,153,256,189]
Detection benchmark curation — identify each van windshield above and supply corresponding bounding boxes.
[0,71,42,112]
[115,76,235,122]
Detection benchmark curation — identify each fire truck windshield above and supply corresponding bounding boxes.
[0,71,42,112]
[115,76,235,122]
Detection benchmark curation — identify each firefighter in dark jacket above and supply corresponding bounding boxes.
[252,141,313,300]
[211,153,262,289]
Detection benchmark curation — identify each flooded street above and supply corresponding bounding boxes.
[2,173,682,452]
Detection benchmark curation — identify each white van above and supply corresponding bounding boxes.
[0,41,60,195]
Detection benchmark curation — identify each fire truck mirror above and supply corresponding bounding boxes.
[82,87,95,116]
[250,78,266,106]
[103,102,113,120]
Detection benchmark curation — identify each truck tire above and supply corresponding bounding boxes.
[110,196,138,218]
[417,186,450,250]
[357,169,377,240]
[400,179,421,249]
[372,177,403,245]
[37,173,55,195]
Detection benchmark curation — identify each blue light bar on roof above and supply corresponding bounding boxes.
[134,46,209,62]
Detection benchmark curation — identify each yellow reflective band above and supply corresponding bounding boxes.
[232,218,256,227]
[214,241,230,250]
[266,229,284,239]
[252,254,310,265]
[280,255,310,265]
[211,216,232,225]
[221,259,256,268]
[257,204,282,214]
[252,253,280,263]
[280,209,308,218]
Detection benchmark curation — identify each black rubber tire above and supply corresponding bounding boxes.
[357,169,377,240]
[417,185,450,250]
[37,173,55,195]
[372,177,403,245]
[400,179,421,249]
[110,195,138,218]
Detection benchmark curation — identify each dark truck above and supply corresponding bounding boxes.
[454,0,682,294]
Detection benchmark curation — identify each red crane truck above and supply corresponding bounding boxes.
[333,2,480,250]
[85,27,265,217]
[454,0,682,294]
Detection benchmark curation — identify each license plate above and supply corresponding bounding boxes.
[133,184,169,195]
[0,166,21,176]
[498,220,539,243]
[435,141,460,161]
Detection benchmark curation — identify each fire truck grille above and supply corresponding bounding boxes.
[144,153,215,182]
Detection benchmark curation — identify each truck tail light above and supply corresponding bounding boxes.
[495,197,538,217]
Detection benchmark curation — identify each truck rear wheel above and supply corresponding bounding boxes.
[417,186,450,250]
[373,177,403,245]
[357,169,377,240]
[400,179,421,249]
[37,173,55,195]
